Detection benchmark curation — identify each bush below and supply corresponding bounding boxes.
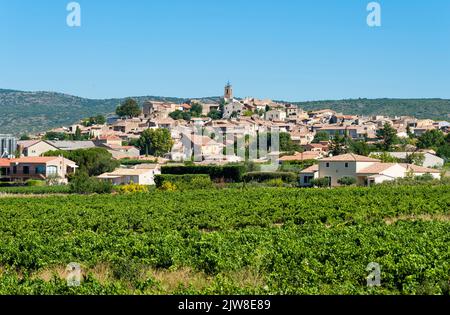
[69,172,113,194]
[265,178,284,187]
[161,165,245,182]
[337,177,357,186]
[115,183,149,194]
[242,172,298,183]
[24,180,46,187]
[310,178,330,188]
[155,174,212,190]
[160,181,177,191]
[119,159,158,166]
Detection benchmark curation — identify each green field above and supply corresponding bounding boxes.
[0,186,449,295]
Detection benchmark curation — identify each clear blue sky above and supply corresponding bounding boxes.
[1,0,450,101]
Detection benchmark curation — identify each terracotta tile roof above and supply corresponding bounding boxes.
[9,157,60,164]
[98,135,121,140]
[300,164,319,173]
[279,151,321,161]
[357,163,398,174]
[321,153,380,162]
[399,163,441,174]
[17,140,41,148]
[8,156,77,166]
[0,159,11,167]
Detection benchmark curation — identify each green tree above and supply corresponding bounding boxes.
[73,126,82,140]
[337,177,357,186]
[83,115,106,127]
[417,129,445,149]
[406,125,414,138]
[436,144,450,160]
[405,153,425,166]
[190,103,203,117]
[43,132,68,141]
[116,98,141,118]
[329,132,350,156]
[370,152,400,163]
[44,148,119,176]
[169,110,184,120]
[243,110,253,117]
[207,109,222,120]
[376,123,399,151]
[349,140,370,156]
[138,128,174,157]
[19,134,31,140]
[312,131,329,143]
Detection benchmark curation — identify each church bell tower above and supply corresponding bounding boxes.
[224,82,233,101]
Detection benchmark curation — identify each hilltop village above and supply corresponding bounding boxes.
[1,83,449,188]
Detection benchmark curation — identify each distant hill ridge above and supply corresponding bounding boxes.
[0,88,449,135]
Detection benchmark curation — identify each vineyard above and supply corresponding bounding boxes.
[0,185,449,295]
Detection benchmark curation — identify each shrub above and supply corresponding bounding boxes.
[242,172,298,183]
[265,178,284,187]
[115,183,149,194]
[415,173,434,181]
[69,172,113,194]
[161,165,245,182]
[310,178,330,188]
[119,159,158,166]
[337,177,357,186]
[25,180,46,187]
[155,174,212,190]
[160,181,177,191]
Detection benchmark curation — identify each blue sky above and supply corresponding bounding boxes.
[1,0,450,101]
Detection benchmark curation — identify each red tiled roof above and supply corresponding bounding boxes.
[399,163,441,174]
[0,159,11,167]
[300,164,319,173]
[357,163,398,174]
[279,151,321,161]
[9,157,60,164]
[321,154,380,162]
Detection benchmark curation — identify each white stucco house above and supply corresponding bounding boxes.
[98,165,160,185]
[299,153,441,187]
[372,151,444,168]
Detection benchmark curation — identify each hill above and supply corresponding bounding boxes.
[0,89,449,135]
[0,89,190,135]
[290,98,450,120]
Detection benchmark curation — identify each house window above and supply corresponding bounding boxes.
[35,166,45,175]
[304,176,313,184]
[345,163,349,168]
[23,166,30,174]
[326,163,330,168]
[47,166,57,175]
[13,166,17,174]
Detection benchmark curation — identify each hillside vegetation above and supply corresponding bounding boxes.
[0,89,189,135]
[0,186,448,295]
[1,88,449,135]
[291,98,450,120]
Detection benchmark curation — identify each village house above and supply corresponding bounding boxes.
[314,125,367,140]
[17,140,58,157]
[278,151,322,163]
[94,135,123,147]
[98,165,160,185]
[1,156,77,184]
[223,101,245,119]
[299,153,441,187]
[47,140,97,151]
[265,109,287,122]
[372,151,445,168]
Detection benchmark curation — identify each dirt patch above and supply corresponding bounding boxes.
[384,214,450,225]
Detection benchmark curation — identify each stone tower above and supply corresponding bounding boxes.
[224,82,233,101]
